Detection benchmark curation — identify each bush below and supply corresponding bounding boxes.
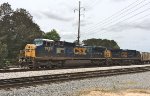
[0,42,8,69]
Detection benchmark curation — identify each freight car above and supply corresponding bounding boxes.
[18,39,150,69]
[141,52,150,64]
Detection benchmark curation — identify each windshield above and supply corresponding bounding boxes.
[34,39,43,46]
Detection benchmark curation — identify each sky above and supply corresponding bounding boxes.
[0,0,150,51]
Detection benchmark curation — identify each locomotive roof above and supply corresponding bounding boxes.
[34,39,54,42]
[83,46,106,49]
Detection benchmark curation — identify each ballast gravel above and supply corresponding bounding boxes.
[1,64,150,80]
[0,70,150,96]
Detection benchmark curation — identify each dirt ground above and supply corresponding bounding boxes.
[78,89,150,96]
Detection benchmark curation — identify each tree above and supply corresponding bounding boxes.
[0,2,13,16]
[82,38,120,49]
[43,29,60,41]
[0,42,8,68]
[0,3,43,59]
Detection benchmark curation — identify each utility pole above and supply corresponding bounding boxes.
[74,1,85,46]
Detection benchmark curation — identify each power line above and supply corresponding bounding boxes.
[83,0,147,33]
[83,7,150,37]
[81,7,150,39]
[86,0,100,9]
[84,0,144,31]
[85,0,97,8]
[82,0,150,35]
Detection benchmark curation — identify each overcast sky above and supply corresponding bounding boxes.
[0,0,150,51]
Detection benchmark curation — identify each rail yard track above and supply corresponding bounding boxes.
[0,68,45,73]
[0,65,99,73]
[0,68,59,73]
[0,65,150,89]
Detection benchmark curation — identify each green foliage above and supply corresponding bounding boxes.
[43,29,60,41]
[0,3,43,59]
[0,42,8,68]
[82,38,120,49]
[0,2,13,15]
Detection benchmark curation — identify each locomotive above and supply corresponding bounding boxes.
[19,38,150,69]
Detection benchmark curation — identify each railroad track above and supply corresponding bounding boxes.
[0,66,98,73]
[0,68,51,73]
[0,64,149,73]
[0,66,150,88]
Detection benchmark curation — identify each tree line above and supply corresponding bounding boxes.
[82,38,120,49]
[0,3,119,68]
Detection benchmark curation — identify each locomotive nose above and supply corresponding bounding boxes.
[25,44,36,58]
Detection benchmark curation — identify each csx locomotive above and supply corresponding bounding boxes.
[19,39,150,69]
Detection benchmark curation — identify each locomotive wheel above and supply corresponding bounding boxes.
[55,61,65,68]
[48,61,53,69]
[105,59,110,66]
[97,60,105,67]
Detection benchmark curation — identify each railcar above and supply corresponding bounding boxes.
[110,49,141,65]
[19,38,150,69]
[141,52,150,64]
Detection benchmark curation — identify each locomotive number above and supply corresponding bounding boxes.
[45,47,51,52]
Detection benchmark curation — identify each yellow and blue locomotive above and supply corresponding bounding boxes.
[19,38,145,69]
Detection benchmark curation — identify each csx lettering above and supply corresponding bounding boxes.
[74,48,86,55]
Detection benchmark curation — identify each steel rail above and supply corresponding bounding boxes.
[0,66,94,73]
[0,68,56,73]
